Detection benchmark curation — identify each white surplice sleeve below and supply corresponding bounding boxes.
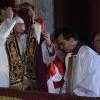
[73,46,100,97]
[0,19,16,87]
[0,19,16,45]
[41,40,56,65]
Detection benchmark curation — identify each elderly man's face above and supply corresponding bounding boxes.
[57,34,64,44]
[5,7,14,18]
[15,23,26,33]
[94,33,100,55]
[27,7,35,18]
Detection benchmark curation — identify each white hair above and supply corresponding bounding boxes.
[13,16,24,24]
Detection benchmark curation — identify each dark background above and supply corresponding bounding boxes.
[0,0,14,8]
[54,0,100,47]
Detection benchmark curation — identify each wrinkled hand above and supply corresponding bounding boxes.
[42,32,52,46]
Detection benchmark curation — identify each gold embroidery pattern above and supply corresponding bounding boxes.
[0,96,22,100]
[6,31,24,90]
[24,28,37,88]
[6,21,37,90]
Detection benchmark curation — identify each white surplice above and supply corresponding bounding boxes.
[0,17,55,88]
[16,34,27,57]
[60,53,72,93]
[73,45,100,97]
[47,64,62,94]
[0,42,9,87]
[0,18,16,87]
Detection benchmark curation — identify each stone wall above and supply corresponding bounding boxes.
[36,0,54,34]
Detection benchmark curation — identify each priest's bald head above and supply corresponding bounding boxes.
[14,16,26,33]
